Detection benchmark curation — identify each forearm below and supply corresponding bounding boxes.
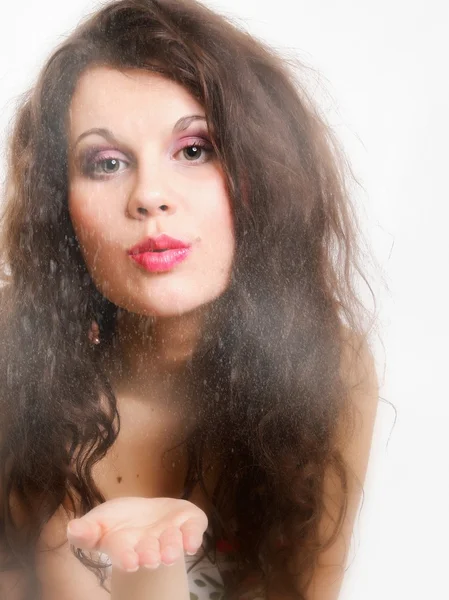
[111,555,190,600]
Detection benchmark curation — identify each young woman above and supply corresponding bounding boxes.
[0,1,379,599]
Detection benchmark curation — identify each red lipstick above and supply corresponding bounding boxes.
[128,234,192,273]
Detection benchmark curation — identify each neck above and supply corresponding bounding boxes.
[102,307,206,402]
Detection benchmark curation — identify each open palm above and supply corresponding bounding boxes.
[66,496,208,573]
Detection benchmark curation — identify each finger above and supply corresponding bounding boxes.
[66,518,104,551]
[133,535,161,569]
[158,526,184,566]
[100,529,141,572]
[179,518,206,555]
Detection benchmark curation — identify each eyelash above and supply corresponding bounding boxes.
[81,139,214,179]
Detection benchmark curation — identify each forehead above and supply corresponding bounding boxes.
[68,66,204,136]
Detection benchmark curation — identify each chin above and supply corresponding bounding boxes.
[112,297,210,319]
[98,277,231,319]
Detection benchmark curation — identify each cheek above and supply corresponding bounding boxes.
[68,195,121,294]
[200,194,235,270]
[68,195,107,274]
[216,202,235,256]
[202,184,234,238]
[69,191,110,247]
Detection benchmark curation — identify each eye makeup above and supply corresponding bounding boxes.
[76,145,130,178]
[75,133,215,180]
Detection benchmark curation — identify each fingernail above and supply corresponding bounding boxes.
[163,547,178,564]
[126,565,139,573]
[163,556,178,566]
[144,563,159,570]
[186,550,197,556]
[162,560,175,566]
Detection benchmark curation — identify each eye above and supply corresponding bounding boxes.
[78,137,215,180]
[87,156,128,177]
[98,158,122,173]
[176,138,214,163]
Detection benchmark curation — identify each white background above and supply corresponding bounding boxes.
[1,1,448,598]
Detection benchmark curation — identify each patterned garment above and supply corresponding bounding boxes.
[184,547,230,600]
[185,548,265,600]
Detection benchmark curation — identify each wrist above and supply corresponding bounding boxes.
[111,555,190,600]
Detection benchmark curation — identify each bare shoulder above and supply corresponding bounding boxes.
[335,324,380,463]
[339,324,378,389]
[338,325,379,420]
[287,327,380,599]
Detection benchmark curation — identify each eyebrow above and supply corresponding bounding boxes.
[72,115,207,150]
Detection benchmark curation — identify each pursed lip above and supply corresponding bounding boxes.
[127,233,191,255]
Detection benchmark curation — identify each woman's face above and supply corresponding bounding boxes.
[67,66,235,318]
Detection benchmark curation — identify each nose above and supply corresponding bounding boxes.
[126,165,177,220]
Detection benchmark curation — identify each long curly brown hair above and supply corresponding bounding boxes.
[0,0,382,598]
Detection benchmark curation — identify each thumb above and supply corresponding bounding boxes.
[67,518,103,549]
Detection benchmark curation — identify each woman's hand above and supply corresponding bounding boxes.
[66,497,208,573]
